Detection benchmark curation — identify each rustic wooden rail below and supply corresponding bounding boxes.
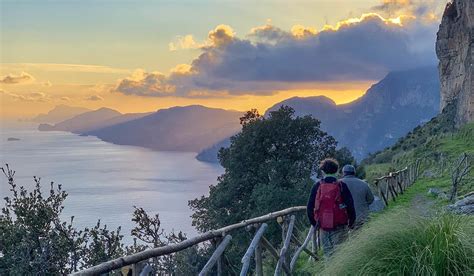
[72,206,312,276]
[374,160,421,206]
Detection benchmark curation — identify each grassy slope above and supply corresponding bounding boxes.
[363,101,473,198]
[299,110,474,274]
[372,122,474,198]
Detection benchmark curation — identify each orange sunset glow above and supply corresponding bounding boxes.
[1,0,446,121]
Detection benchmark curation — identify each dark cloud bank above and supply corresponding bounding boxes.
[114,14,438,97]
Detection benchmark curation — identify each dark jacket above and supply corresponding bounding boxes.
[306,176,356,228]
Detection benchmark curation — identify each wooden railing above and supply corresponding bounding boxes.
[374,160,421,206]
[72,206,317,276]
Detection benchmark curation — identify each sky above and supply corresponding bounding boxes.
[0,0,449,120]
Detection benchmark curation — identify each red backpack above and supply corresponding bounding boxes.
[313,180,349,231]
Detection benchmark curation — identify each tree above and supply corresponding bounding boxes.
[189,106,338,271]
[334,147,355,170]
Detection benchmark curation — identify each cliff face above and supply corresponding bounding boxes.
[436,0,474,126]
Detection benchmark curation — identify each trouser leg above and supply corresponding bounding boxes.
[320,227,348,259]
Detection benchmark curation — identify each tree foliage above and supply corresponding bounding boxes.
[190,106,338,232]
[0,165,124,275]
[0,165,204,275]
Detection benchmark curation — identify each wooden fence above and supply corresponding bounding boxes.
[71,206,317,276]
[374,160,421,206]
[72,161,422,276]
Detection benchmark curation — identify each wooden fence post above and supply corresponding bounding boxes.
[217,258,222,276]
[240,223,268,276]
[290,225,315,271]
[261,238,291,275]
[389,177,398,198]
[396,174,404,194]
[376,180,388,206]
[139,264,153,276]
[199,235,232,276]
[274,215,295,276]
[255,243,263,276]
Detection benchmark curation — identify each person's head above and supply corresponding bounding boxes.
[319,158,339,175]
[342,164,356,176]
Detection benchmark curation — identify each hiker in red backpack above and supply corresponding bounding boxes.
[307,158,355,258]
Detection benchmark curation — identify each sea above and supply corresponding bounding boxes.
[0,124,223,243]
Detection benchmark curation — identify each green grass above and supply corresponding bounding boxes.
[363,122,474,200]
[364,163,392,185]
[438,123,474,156]
[304,208,474,275]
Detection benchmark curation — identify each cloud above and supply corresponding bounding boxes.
[114,69,176,97]
[0,90,50,102]
[1,63,131,74]
[60,96,71,101]
[206,24,235,47]
[85,95,104,101]
[372,0,447,21]
[169,24,236,51]
[291,25,318,38]
[115,13,438,98]
[169,35,202,51]
[0,72,35,84]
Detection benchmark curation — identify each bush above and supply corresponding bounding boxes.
[307,210,474,275]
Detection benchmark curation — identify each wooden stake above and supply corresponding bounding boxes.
[240,224,268,276]
[199,235,232,276]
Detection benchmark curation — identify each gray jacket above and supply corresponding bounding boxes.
[341,175,374,225]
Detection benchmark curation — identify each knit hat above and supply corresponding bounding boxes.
[342,164,356,174]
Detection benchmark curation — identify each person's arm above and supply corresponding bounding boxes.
[366,184,375,205]
[306,182,320,226]
[341,182,356,227]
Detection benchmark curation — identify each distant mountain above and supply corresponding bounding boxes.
[32,105,91,124]
[38,108,149,133]
[198,66,440,162]
[268,66,440,159]
[196,138,231,162]
[86,105,242,152]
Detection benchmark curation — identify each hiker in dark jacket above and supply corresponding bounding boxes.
[341,165,374,228]
[307,158,356,257]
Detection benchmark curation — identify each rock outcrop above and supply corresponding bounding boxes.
[448,193,474,215]
[436,0,474,126]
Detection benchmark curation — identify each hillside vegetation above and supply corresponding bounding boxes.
[304,106,474,275]
[363,102,473,196]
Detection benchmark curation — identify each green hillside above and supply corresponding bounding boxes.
[302,108,474,275]
[363,102,473,198]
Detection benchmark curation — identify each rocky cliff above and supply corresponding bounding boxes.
[436,0,474,126]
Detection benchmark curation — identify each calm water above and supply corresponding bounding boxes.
[0,124,223,242]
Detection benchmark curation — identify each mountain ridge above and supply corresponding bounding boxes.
[31,105,91,124]
[84,105,242,152]
[38,107,125,133]
[198,66,440,162]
